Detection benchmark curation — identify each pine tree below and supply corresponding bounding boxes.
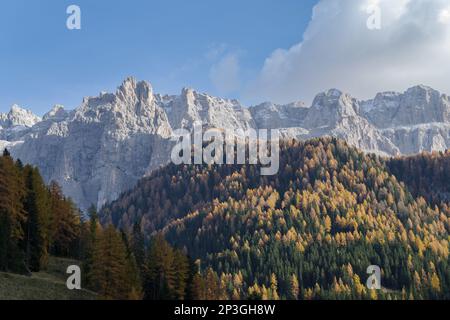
[23,166,51,271]
[131,221,145,275]
[173,249,190,300]
[89,225,132,299]
[83,204,99,286]
[289,274,300,300]
[88,205,99,244]
[190,273,206,300]
[270,273,280,300]
[204,268,220,300]
[0,152,26,272]
[430,273,441,294]
[144,235,177,299]
[49,182,80,257]
[121,230,144,300]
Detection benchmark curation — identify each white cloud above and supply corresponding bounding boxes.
[439,7,450,23]
[210,52,241,95]
[246,0,450,104]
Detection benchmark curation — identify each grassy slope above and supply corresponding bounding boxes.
[0,257,97,300]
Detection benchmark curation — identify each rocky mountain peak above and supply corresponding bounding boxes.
[305,89,357,129]
[43,105,68,121]
[0,104,41,128]
[312,89,355,108]
[403,85,441,106]
[181,87,195,97]
[326,88,344,98]
[373,91,401,101]
[74,77,162,127]
[405,84,438,95]
[393,85,447,127]
[116,77,154,106]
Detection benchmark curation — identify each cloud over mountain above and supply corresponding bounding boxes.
[246,0,450,104]
[210,52,241,95]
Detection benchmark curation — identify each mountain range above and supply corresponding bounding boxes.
[1,77,449,210]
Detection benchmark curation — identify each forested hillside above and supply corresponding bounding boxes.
[101,138,450,300]
[2,139,449,300]
[387,151,450,204]
[0,150,142,299]
[0,149,80,274]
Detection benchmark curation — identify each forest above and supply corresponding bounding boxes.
[0,148,228,300]
[101,138,450,300]
[1,137,449,300]
[387,150,450,204]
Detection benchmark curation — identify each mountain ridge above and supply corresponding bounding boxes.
[1,77,449,210]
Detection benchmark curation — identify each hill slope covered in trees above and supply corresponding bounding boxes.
[100,138,450,300]
[0,150,143,300]
[387,151,450,204]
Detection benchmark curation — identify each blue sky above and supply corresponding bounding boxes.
[0,0,317,115]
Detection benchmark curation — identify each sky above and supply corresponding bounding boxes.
[1,0,450,115]
[0,0,316,114]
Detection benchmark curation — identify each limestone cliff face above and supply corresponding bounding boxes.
[6,78,174,210]
[2,78,449,210]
